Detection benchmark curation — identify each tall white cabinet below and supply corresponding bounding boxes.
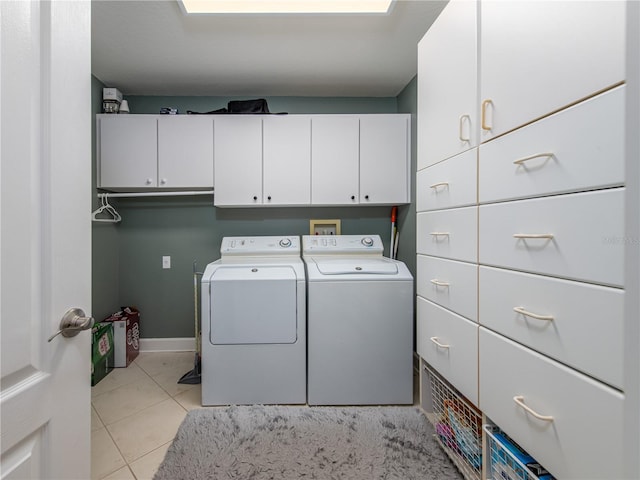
[417,1,634,479]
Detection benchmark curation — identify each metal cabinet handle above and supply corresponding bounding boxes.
[429,182,449,189]
[513,233,554,240]
[430,337,450,349]
[48,308,95,342]
[481,99,493,131]
[513,306,554,321]
[513,396,554,422]
[430,232,450,236]
[430,279,451,287]
[459,114,471,142]
[513,152,555,165]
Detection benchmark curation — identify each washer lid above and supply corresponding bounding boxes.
[314,258,399,275]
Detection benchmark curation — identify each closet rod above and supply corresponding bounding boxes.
[97,191,214,199]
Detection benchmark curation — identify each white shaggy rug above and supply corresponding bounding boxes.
[153,405,463,480]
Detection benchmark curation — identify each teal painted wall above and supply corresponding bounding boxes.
[124,95,397,115]
[396,75,418,278]
[91,86,416,339]
[92,76,120,322]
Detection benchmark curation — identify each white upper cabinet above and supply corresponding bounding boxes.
[417,0,478,170]
[263,116,311,205]
[99,115,158,189]
[479,0,625,141]
[213,116,263,206]
[311,116,359,205]
[158,116,213,188]
[99,113,409,206]
[360,115,410,205]
[99,114,214,190]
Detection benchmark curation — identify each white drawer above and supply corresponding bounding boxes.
[417,149,477,212]
[479,328,624,480]
[479,86,624,204]
[479,188,624,287]
[417,255,477,322]
[417,297,478,406]
[479,266,623,389]
[417,207,477,263]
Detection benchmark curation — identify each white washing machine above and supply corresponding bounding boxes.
[303,234,414,405]
[201,236,306,406]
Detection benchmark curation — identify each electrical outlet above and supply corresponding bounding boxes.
[162,256,171,269]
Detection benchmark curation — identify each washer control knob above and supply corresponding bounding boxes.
[279,238,292,248]
[361,237,374,247]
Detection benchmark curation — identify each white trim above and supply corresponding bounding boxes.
[139,337,196,352]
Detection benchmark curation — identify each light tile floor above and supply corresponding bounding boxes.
[91,351,421,480]
[91,351,201,480]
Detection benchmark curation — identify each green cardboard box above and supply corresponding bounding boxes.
[91,322,114,386]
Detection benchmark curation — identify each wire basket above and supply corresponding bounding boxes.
[484,425,555,480]
[424,365,482,480]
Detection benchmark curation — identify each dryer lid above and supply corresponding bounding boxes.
[314,258,399,275]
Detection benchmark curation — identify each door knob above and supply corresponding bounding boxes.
[47,308,95,342]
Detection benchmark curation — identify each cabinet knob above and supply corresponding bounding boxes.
[145,178,153,185]
[267,196,272,201]
[160,178,167,185]
[351,195,356,200]
[253,196,258,201]
[364,195,370,200]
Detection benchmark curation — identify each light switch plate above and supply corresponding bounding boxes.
[162,256,171,269]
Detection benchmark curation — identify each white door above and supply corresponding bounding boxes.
[480,0,625,141]
[311,116,359,205]
[360,115,410,205]
[158,116,214,189]
[1,1,92,479]
[263,115,311,205]
[99,115,158,189]
[213,116,263,206]
[417,0,477,169]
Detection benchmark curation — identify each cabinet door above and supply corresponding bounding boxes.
[417,0,478,169]
[213,116,263,206]
[311,116,359,205]
[98,115,157,189]
[360,115,410,204]
[480,0,625,141]
[263,116,311,205]
[158,116,213,189]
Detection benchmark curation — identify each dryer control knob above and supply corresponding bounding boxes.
[361,237,374,247]
[279,238,292,248]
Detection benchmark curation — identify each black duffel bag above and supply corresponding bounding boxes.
[187,98,278,115]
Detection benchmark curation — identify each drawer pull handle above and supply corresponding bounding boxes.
[459,114,471,142]
[513,396,554,422]
[430,279,451,287]
[430,232,450,236]
[430,337,450,349]
[513,306,554,321]
[481,99,493,131]
[430,182,449,189]
[513,152,555,165]
[513,233,554,240]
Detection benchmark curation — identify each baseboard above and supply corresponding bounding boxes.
[139,337,196,352]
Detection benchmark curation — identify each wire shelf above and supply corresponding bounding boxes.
[423,365,482,480]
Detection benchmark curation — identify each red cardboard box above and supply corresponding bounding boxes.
[103,307,140,367]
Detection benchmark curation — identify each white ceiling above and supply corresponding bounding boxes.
[91,0,447,97]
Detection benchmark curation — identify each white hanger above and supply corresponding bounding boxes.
[92,194,121,223]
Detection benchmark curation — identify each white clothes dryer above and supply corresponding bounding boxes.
[302,234,414,405]
[201,236,306,405]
